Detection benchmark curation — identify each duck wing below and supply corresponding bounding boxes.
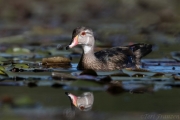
[125,43,152,66]
[94,43,152,66]
[94,46,134,65]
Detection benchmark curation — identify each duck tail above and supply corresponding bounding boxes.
[128,43,152,67]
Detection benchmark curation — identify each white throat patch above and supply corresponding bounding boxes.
[83,46,91,54]
[83,36,92,54]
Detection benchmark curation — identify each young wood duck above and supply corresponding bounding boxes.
[65,92,94,111]
[66,26,152,71]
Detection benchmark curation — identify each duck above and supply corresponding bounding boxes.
[65,92,94,111]
[66,26,152,71]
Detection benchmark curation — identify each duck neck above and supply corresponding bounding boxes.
[83,45,93,55]
[82,36,95,55]
[77,45,96,70]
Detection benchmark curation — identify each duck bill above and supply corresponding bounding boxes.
[65,92,78,108]
[66,35,78,50]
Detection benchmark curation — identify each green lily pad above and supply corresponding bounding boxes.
[13,63,29,69]
[0,66,7,76]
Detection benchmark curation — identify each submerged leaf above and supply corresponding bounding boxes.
[14,96,35,107]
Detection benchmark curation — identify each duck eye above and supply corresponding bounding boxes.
[81,32,86,36]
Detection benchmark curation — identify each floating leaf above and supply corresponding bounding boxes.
[52,72,77,80]
[122,68,156,77]
[13,63,29,69]
[0,56,8,61]
[6,71,51,79]
[6,47,30,54]
[0,66,7,75]
[42,56,71,68]
[152,73,166,77]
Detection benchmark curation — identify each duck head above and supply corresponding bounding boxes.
[65,92,94,111]
[66,27,95,54]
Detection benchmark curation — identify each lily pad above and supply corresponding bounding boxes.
[52,72,77,80]
[6,47,30,54]
[42,56,71,68]
[13,63,29,69]
[0,66,7,76]
[122,68,157,77]
[6,71,51,79]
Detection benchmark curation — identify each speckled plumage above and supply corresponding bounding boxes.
[67,27,152,71]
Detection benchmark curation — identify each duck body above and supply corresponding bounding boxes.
[66,27,152,71]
